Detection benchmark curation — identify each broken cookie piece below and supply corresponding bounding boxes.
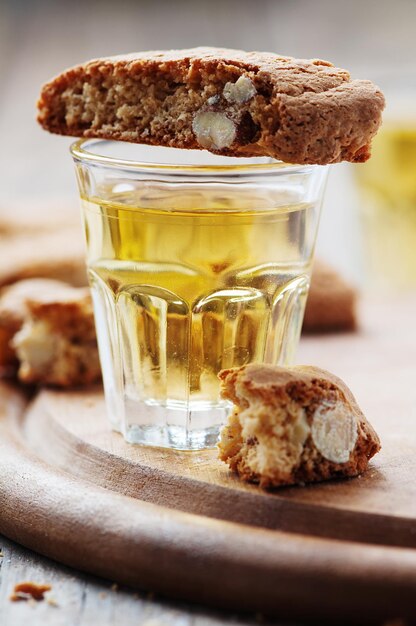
[0,228,87,289]
[0,279,68,372]
[37,47,384,165]
[0,278,101,387]
[218,364,380,488]
[303,261,358,333]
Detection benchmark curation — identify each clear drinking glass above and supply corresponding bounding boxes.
[71,140,328,450]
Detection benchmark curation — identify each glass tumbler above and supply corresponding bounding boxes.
[71,140,328,450]
[354,69,416,291]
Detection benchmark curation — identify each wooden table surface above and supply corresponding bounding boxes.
[0,535,286,626]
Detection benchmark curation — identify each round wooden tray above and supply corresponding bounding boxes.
[1,297,416,623]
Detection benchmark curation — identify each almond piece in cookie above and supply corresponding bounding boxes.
[37,47,385,165]
[218,364,380,488]
[9,280,100,387]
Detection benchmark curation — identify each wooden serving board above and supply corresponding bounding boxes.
[1,296,416,623]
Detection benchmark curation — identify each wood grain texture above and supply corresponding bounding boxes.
[1,298,416,623]
[22,384,415,549]
[0,536,275,626]
[20,297,416,548]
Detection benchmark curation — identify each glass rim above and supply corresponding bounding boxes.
[70,138,321,177]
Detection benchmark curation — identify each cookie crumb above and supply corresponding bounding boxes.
[46,597,59,607]
[111,583,119,592]
[10,582,52,602]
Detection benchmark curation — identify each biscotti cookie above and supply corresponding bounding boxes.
[0,228,87,288]
[3,279,101,387]
[0,199,79,236]
[218,364,380,488]
[303,261,358,333]
[0,279,68,372]
[37,47,384,165]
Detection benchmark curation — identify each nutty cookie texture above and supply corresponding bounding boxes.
[303,261,358,333]
[37,47,385,165]
[0,278,100,387]
[0,278,68,372]
[218,364,380,488]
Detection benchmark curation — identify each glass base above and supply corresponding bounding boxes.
[122,423,222,450]
[115,398,229,450]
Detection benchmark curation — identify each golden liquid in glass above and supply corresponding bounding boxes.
[82,187,314,446]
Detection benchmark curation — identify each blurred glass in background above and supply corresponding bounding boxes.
[354,71,416,291]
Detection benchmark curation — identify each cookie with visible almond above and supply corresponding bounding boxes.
[218,364,380,488]
[37,47,384,165]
